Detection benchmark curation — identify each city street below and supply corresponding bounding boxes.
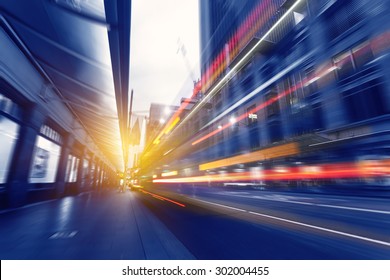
[136,186,390,259]
[1,187,388,259]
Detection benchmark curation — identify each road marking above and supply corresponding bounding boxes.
[316,204,390,215]
[190,198,390,247]
[49,230,78,239]
[191,198,247,212]
[248,211,390,247]
[219,193,390,215]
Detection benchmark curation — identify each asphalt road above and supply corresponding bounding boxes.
[135,185,390,259]
[0,186,389,259]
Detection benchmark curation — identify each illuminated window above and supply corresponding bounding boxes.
[229,115,239,134]
[0,115,19,184]
[28,135,61,184]
[65,155,79,183]
[247,104,258,126]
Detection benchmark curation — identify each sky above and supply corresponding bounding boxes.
[129,0,201,115]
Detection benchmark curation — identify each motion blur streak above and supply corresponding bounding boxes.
[191,76,302,145]
[192,63,351,146]
[140,190,186,207]
[198,142,299,170]
[151,0,302,145]
[189,198,390,246]
[153,160,390,184]
[161,170,178,177]
[248,211,390,247]
[192,30,390,146]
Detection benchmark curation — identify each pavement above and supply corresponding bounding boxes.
[0,189,195,260]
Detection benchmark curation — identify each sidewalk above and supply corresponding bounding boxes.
[0,189,195,260]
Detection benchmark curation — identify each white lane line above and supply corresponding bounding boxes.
[316,204,390,215]
[275,200,315,206]
[190,198,390,247]
[191,198,247,212]
[222,193,390,215]
[273,199,390,214]
[248,211,390,247]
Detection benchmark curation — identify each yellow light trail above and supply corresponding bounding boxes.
[199,142,300,171]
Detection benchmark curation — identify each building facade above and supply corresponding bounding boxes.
[140,0,390,189]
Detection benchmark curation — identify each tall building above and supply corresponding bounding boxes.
[199,0,258,79]
[144,103,179,148]
[127,115,147,169]
[139,0,390,189]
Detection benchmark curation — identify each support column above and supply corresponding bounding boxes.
[89,154,96,191]
[77,146,88,191]
[6,104,46,207]
[97,160,103,191]
[92,157,101,191]
[55,132,74,197]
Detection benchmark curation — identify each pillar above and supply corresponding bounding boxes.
[6,104,46,207]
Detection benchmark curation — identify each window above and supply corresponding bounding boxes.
[247,104,258,126]
[0,116,19,184]
[316,61,336,88]
[334,51,355,80]
[352,42,374,69]
[65,155,80,183]
[82,159,89,184]
[303,66,318,95]
[371,31,390,56]
[28,135,61,183]
[341,78,387,122]
[229,114,239,134]
[265,89,280,117]
[311,103,325,130]
[268,121,283,143]
[249,128,260,150]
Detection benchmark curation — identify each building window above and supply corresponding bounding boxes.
[334,50,355,80]
[311,103,325,131]
[352,42,374,69]
[249,128,260,150]
[341,78,386,122]
[303,66,318,95]
[265,89,280,118]
[229,114,239,134]
[247,104,258,126]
